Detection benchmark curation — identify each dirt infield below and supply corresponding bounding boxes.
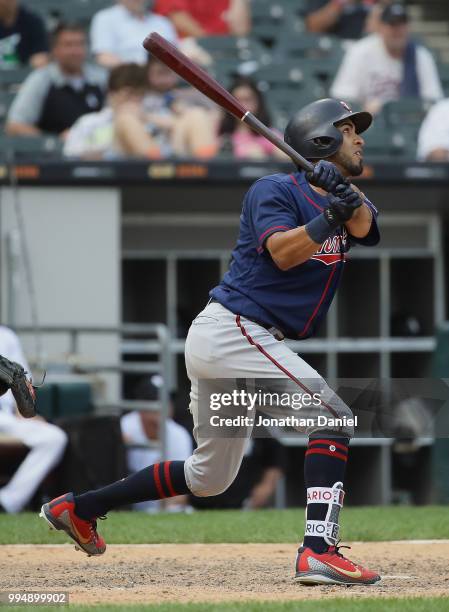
[1,542,449,604]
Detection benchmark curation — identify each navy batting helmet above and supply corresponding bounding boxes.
[284,98,372,160]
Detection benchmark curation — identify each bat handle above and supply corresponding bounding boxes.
[242,112,314,174]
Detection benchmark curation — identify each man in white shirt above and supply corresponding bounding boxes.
[91,0,178,68]
[417,98,449,161]
[331,2,443,115]
[121,376,192,512]
[0,327,67,513]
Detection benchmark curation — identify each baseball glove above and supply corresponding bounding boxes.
[0,354,36,418]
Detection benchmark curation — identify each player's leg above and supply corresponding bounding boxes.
[0,412,67,513]
[40,303,253,556]
[234,314,380,585]
[40,455,192,556]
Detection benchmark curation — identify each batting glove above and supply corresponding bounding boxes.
[307,160,347,194]
[325,184,362,224]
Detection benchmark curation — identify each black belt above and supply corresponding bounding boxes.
[209,298,285,341]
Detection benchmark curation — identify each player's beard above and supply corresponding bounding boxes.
[333,149,364,177]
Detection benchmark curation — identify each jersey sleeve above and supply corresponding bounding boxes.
[348,197,380,247]
[246,178,300,252]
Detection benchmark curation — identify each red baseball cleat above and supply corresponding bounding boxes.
[295,543,381,585]
[39,493,106,557]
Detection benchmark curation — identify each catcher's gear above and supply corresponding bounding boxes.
[0,354,36,418]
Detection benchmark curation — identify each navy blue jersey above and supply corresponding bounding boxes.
[210,171,379,340]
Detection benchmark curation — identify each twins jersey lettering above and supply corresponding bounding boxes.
[210,171,379,339]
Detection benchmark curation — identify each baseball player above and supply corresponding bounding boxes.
[41,98,381,586]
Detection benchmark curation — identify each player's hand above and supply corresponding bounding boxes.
[324,184,362,224]
[306,160,347,194]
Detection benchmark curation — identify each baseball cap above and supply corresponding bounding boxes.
[381,3,408,25]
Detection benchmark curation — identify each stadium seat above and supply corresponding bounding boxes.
[250,0,304,46]
[437,62,449,95]
[0,92,16,125]
[274,32,345,62]
[363,126,417,159]
[254,62,318,90]
[268,86,326,131]
[0,135,63,158]
[53,382,93,418]
[197,36,270,66]
[24,0,110,25]
[383,98,432,127]
[35,384,56,421]
[0,67,32,91]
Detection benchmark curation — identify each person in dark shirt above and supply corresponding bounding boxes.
[6,23,106,137]
[305,0,378,40]
[0,0,49,67]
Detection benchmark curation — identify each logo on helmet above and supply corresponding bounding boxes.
[340,101,352,112]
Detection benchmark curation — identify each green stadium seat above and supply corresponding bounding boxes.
[24,0,110,25]
[363,126,417,159]
[274,32,344,62]
[53,382,93,419]
[254,62,316,90]
[383,98,432,127]
[250,0,304,46]
[268,87,326,131]
[0,91,16,124]
[0,135,63,158]
[35,384,56,421]
[197,36,270,66]
[437,62,449,95]
[0,67,32,90]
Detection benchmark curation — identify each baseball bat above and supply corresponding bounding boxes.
[143,32,314,173]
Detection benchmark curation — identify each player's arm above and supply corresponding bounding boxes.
[266,227,322,271]
[343,183,372,238]
[344,201,372,238]
[342,183,380,244]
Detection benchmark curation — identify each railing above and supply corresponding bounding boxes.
[14,323,172,462]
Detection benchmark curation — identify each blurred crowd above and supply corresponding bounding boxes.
[1,0,449,160]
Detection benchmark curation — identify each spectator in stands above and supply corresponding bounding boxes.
[0,326,67,513]
[6,23,106,137]
[0,0,49,68]
[64,60,217,159]
[91,0,177,68]
[331,3,443,115]
[153,0,251,37]
[305,0,379,40]
[192,434,286,510]
[417,98,449,161]
[142,55,218,158]
[121,376,192,513]
[64,63,161,159]
[218,77,287,160]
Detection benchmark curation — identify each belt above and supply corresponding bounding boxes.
[209,298,285,341]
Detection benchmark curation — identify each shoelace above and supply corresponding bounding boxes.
[89,516,107,541]
[333,541,359,570]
